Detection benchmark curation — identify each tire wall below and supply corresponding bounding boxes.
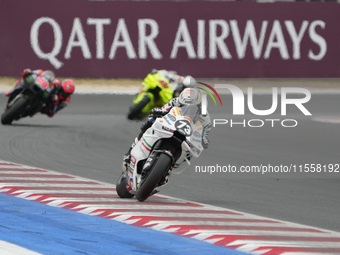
[1,0,339,78]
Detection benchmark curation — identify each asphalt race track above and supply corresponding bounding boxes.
[0,92,339,233]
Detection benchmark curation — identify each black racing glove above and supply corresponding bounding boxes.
[149,108,167,119]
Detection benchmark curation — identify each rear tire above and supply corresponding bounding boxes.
[1,96,28,125]
[136,153,172,202]
[116,173,135,198]
[127,95,151,121]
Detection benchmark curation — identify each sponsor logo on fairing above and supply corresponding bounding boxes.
[167,114,176,122]
[193,131,201,138]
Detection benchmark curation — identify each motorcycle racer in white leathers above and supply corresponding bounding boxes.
[123,88,211,169]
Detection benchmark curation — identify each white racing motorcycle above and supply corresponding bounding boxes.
[116,105,204,202]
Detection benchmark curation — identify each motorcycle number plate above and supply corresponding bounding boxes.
[175,120,192,136]
[36,77,49,89]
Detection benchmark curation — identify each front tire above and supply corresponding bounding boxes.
[136,153,172,202]
[1,96,28,125]
[127,95,151,121]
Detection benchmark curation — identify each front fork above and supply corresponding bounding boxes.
[6,90,22,109]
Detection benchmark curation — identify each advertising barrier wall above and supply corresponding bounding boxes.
[0,0,339,78]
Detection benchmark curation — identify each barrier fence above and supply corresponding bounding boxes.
[1,0,339,78]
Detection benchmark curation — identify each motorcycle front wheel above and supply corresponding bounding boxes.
[127,94,151,121]
[1,96,28,125]
[136,153,172,202]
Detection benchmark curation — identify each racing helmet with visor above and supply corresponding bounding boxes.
[59,79,75,99]
[178,88,202,106]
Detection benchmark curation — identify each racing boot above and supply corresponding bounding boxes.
[122,137,138,171]
[122,154,130,171]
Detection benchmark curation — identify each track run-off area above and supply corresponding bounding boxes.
[0,81,340,254]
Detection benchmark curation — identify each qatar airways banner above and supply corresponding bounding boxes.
[0,0,339,78]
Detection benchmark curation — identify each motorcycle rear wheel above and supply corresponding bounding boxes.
[127,95,151,121]
[116,173,135,198]
[136,153,172,202]
[1,96,28,125]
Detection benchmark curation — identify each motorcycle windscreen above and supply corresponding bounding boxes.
[178,104,200,122]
